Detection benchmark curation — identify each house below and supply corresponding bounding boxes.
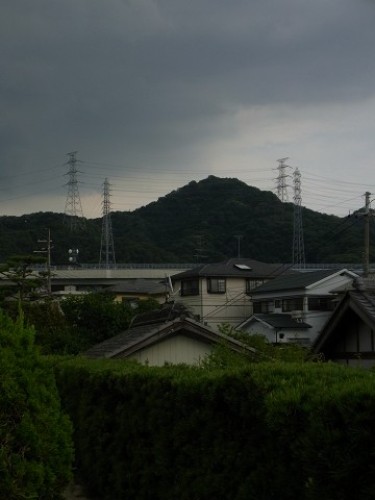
[107,279,169,305]
[239,269,358,345]
[84,309,257,366]
[44,267,190,300]
[312,278,375,368]
[238,313,312,344]
[171,258,291,331]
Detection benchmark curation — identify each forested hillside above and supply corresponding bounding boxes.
[0,176,369,265]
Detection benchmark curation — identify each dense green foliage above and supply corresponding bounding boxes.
[2,293,161,354]
[0,312,73,499]
[53,357,375,500]
[0,176,369,264]
[59,293,160,347]
[0,254,48,303]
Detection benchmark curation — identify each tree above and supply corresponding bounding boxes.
[201,324,308,369]
[0,254,47,305]
[0,310,73,498]
[60,292,160,349]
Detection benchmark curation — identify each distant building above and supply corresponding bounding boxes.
[239,269,357,345]
[312,277,375,368]
[171,258,291,331]
[85,311,257,366]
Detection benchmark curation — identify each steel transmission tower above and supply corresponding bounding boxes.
[99,178,116,269]
[292,168,305,269]
[64,151,84,231]
[276,157,291,202]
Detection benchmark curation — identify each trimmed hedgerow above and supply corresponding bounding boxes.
[52,358,375,500]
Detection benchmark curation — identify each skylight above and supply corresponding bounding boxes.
[234,264,252,270]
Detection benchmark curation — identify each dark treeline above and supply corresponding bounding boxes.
[0,176,369,265]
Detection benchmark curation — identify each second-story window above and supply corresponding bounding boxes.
[308,297,334,311]
[181,279,199,296]
[246,279,265,294]
[282,298,303,312]
[207,278,226,293]
[253,301,272,313]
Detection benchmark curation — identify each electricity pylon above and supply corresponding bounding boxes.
[276,157,291,202]
[64,151,84,231]
[99,178,116,269]
[292,168,305,269]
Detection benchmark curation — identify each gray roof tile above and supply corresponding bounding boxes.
[172,258,291,280]
[251,313,311,329]
[251,269,346,293]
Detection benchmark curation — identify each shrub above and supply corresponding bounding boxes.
[0,311,73,499]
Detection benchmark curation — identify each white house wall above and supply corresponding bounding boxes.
[251,273,354,301]
[241,322,310,345]
[306,273,354,295]
[175,277,252,331]
[127,334,214,366]
[303,311,332,343]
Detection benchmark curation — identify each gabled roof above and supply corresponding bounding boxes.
[84,316,257,359]
[250,269,356,294]
[239,313,311,330]
[312,289,375,353]
[172,258,291,280]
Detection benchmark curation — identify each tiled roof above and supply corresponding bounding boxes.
[349,290,375,322]
[312,288,375,353]
[172,258,291,280]
[251,313,311,329]
[84,316,257,359]
[251,269,348,293]
[85,322,167,358]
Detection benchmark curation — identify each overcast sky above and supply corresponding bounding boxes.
[2,0,375,218]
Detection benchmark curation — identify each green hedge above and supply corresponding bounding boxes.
[0,315,73,499]
[52,358,375,500]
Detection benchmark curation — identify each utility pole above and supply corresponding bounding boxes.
[34,228,53,296]
[354,191,372,277]
[364,191,371,277]
[234,235,243,258]
[99,178,116,269]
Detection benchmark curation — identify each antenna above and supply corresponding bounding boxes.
[292,168,305,269]
[64,151,84,231]
[275,157,292,202]
[99,178,116,269]
[234,234,243,258]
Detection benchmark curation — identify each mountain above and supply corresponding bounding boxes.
[0,176,369,265]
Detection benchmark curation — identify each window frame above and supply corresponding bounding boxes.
[207,277,226,294]
[245,278,265,294]
[180,279,200,296]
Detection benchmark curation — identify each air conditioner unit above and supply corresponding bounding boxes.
[291,310,302,320]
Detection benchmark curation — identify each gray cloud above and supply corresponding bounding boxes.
[1,0,375,216]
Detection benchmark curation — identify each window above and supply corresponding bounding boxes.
[246,279,265,294]
[308,297,334,311]
[207,278,226,294]
[282,298,303,312]
[253,301,272,313]
[181,279,199,296]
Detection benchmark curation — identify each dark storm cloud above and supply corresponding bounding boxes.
[1,0,375,214]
